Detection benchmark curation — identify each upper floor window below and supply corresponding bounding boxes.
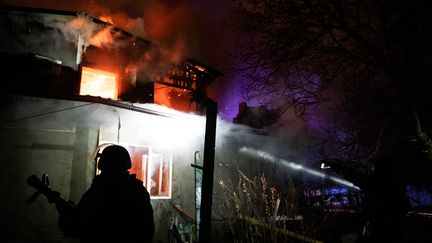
[80,67,118,99]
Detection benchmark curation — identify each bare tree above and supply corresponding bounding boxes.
[232,0,432,163]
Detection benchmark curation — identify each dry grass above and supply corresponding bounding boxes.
[215,170,325,243]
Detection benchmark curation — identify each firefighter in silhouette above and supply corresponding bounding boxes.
[56,144,154,243]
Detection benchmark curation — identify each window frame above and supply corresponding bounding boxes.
[97,141,173,199]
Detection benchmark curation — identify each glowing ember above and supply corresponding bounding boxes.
[194,64,206,72]
[80,67,118,99]
[154,83,196,112]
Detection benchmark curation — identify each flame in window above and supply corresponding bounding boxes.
[80,67,118,99]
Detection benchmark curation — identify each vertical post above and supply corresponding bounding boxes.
[199,99,217,243]
[192,152,203,241]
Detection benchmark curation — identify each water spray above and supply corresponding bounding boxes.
[239,147,360,190]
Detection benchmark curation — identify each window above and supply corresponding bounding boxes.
[97,142,172,199]
[80,67,118,99]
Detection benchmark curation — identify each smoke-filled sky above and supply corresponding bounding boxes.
[1,0,244,119]
[1,0,319,157]
[1,0,340,185]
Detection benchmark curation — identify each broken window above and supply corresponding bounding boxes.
[79,67,118,99]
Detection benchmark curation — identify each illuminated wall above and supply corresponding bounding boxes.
[0,94,205,243]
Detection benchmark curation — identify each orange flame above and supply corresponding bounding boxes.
[154,83,195,112]
[80,67,118,99]
[89,27,114,47]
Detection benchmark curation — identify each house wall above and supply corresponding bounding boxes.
[0,8,80,70]
[0,94,204,243]
[0,7,225,243]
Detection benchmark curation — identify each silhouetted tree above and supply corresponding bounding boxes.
[232,2,432,241]
[233,0,432,164]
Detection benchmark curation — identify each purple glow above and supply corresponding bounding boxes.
[210,74,261,122]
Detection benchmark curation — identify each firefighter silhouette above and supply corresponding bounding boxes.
[56,144,154,243]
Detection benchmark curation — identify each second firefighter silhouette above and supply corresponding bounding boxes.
[56,144,155,243]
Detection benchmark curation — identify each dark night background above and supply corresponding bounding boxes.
[1,0,432,242]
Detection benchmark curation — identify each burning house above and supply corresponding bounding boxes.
[0,5,221,243]
[2,4,414,243]
[0,5,221,112]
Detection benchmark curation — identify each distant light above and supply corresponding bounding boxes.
[321,163,330,169]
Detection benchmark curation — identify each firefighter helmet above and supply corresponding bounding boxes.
[97,145,132,172]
